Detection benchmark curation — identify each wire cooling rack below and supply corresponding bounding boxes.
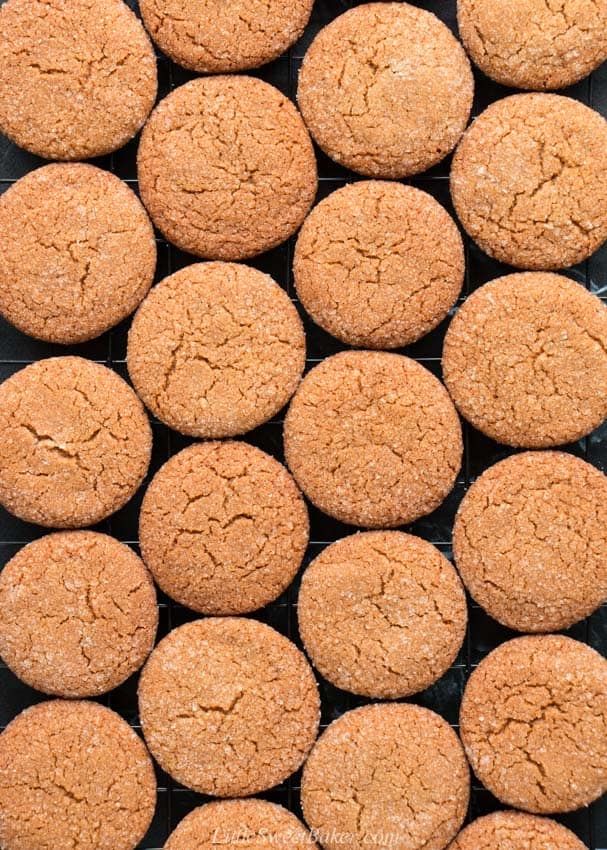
[0,1,606,847]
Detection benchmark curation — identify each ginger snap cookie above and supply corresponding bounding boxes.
[450,811,588,850]
[138,617,320,796]
[0,0,157,160]
[139,441,308,615]
[294,181,465,349]
[0,531,158,697]
[164,800,316,850]
[140,0,314,73]
[453,452,607,632]
[443,272,607,447]
[284,351,462,528]
[301,703,470,850]
[0,163,156,344]
[137,77,317,260]
[0,700,156,850]
[0,357,151,528]
[297,3,474,178]
[458,0,607,91]
[298,531,467,698]
[460,635,607,813]
[451,94,607,269]
[127,262,305,438]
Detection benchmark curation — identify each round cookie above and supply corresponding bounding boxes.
[460,635,607,813]
[450,811,589,850]
[0,357,152,528]
[139,0,314,73]
[0,163,156,344]
[454,452,607,632]
[294,181,465,349]
[301,703,470,850]
[0,0,157,160]
[127,262,305,438]
[164,800,315,850]
[0,700,156,850]
[298,531,467,698]
[451,94,607,269]
[297,3,474,178]
[0,531,158,697]
[138,617,320,796]
[139,441,308,615]
[442,273,607,447]
[284,351,462,528]
[457,0,607,91]
[137,76,317,260]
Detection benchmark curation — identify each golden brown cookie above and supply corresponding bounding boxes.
[0,163,156,344]
[137,77,317,260]
[301,703,470,850]
[298,531,467,698]
[297,3,473,178]
[442,273,607,447]
[457,0,607,90]
[460,635,607,813]
[0,0,157,160]
[284,351,462,528]
[164,800,316,850]
[0,357,152,528]
[0,531,158,697]
[139,441,308,615]
[0,700,156,850]
[454,452,607,632]
[294,181,465,349]
[140,0,314,73]
[451,94,607,269]
[449,811,588,850]
[138,617,320,796]
[127,262,305,438]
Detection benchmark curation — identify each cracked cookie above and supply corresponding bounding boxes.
[0,531,158,697]
[297,2,474,178]
[298,531,467,698]
[0,163,156,344]
[127,262,305,438]
[442,273,607,447]
[284,351,462,528]
[164,799,316,850]
[458,0,607,91]
[450,810,589,850]
[139,441,308,615]
[460,635,607,813]
[451,94,607,269]
[138,617,320,796]
[453,452,607,632]
[139,0,314,73]
[301,703,470,850]
[137,76,317,260]
[0,700,156,850]
[294,181,465,349]
[0,0,157,160]
[0,356,152,528]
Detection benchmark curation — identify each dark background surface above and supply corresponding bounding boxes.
[0,1,606,848]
